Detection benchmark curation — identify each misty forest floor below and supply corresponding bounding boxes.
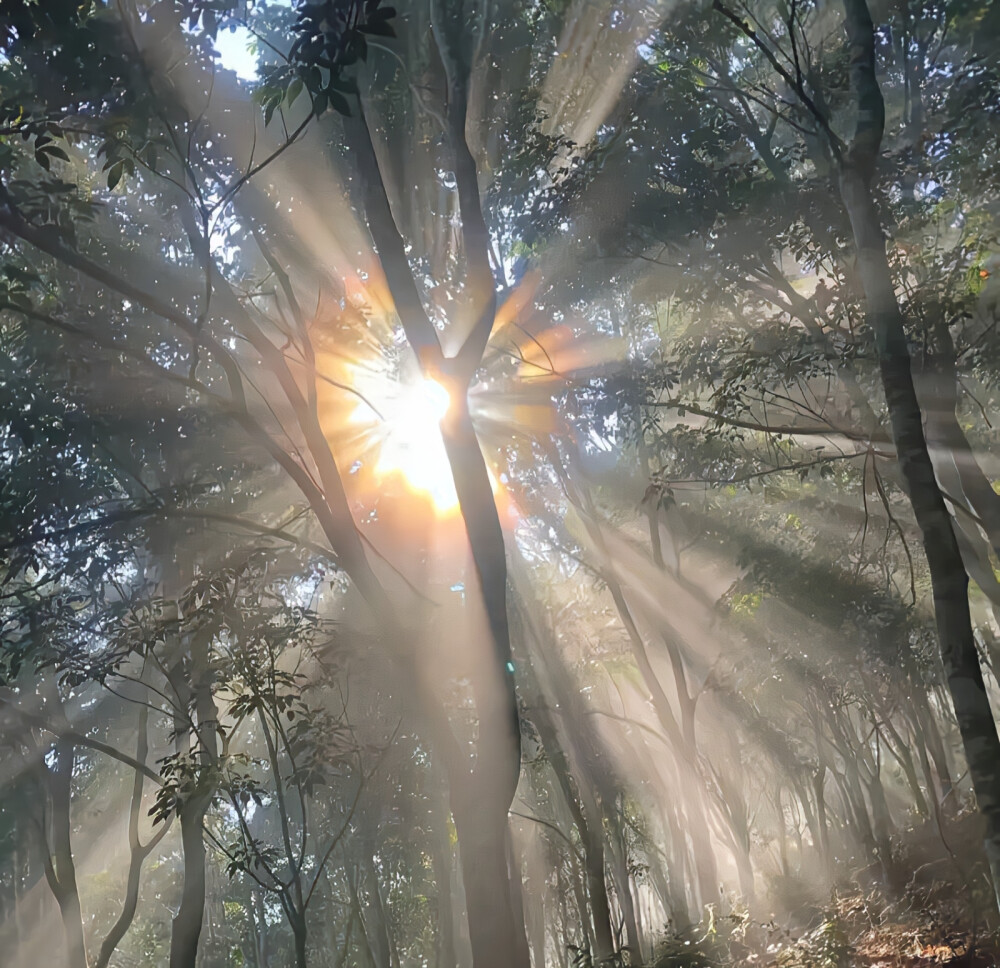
[649,809,1000,968]
[652,888,1000,968]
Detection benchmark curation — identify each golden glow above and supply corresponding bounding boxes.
[420,378,452,421]
[365,375,459,513]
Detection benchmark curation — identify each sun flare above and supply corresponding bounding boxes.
[366,375,459,513]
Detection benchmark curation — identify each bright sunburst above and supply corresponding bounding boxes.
[369,376,458,513]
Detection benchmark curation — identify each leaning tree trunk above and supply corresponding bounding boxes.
[838,0,1000,907]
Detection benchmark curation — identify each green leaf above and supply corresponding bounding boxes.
[40,145,70,163]
[285,78,304,106]
[327,91,351,116]
[107,161,125,190]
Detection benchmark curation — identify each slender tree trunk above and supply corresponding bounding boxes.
[566,849,596,958]
[606,825,643,964]
[554,863,572,968]
[291,913,308,968]
[856,733,898,891]
[170,629,219,968]
[431,803,457,968]
[837,0,1000,907]
[170,792,211,968]
[45,740,87,968]
[349,868,379,968]
[334,905,358,968]
[812,767,832,871]
[646,499,665,570]
[879,718,930,818]
[521,834,548,968]
[520,652,616,964]
[506,835,533,968]
[445,553,524,968]
[360,851,392,968]
[253,885,269,968]
[94,837,145,968]
[95,704,170,968]
[912,692,954,804]
[658,792,694,928]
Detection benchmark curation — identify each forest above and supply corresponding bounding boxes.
[1,0,999,966]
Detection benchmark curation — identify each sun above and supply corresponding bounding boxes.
[363,374,460,513]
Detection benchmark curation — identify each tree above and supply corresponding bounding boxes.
[3,0,1000,965]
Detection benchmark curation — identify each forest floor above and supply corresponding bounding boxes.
[650,810,1000,968]
[652,888,1000,968]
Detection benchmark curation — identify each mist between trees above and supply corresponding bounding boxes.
[1,1,1000,966]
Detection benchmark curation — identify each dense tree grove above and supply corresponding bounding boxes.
[1,0,1000,966]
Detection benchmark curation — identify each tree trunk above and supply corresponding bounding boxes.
[347,99,528,968]
[46,740,87,968]
[169,630,219,968]
[452,793,526,968]
[441,414,528,968]
[520,654,616,964]
[521,835,548,968]
[95,704,169,968]
[360,852,392,968]
[911,691,954,804]
[292,912,308,968]
[349,868,379,968]
[431,803,458,968]
[606,826,644,964]
[838,0,1000,908]
[170,793,211,968]
[252,885,269,968]
[506,835,533,968]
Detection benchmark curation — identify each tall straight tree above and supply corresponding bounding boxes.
[705,0,1000,903]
